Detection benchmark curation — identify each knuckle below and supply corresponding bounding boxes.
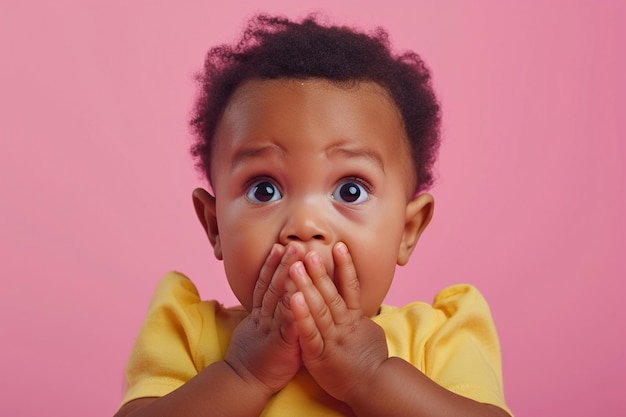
[329,293,344,310]
[319,303,334,323]
[346,273,360,291]
[265,278,283,298]
[279,293,293,311]
[254,276,269,292]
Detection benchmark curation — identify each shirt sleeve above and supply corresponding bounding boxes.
[425,284,513,416]
[120,272,220,406]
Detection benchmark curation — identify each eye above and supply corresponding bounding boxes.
[246,180,282,203]
[332,180,369,204]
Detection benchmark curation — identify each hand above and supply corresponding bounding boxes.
[289,242,389,402]
[224,243,306,395]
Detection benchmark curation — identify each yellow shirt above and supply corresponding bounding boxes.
[122,272,511,415]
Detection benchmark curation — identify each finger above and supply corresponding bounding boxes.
[332,242,361,311]
[290,292,324,359]
[261,242,305,317]
[253,244,284,310]
[279,319,300,347]
[290,260,337,336]
[274,293,299,346]
[302,250,349,324]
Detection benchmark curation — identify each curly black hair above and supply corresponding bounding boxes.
[190,14,441,192]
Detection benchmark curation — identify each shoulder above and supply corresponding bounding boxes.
[377,284,492,326]
[121,272,243,405]
[144,271,245,336]
[375,284,501,371]
[148,271,203,307]
[377,285,510,414]
[375,284,497,363]
[131,272,218,353]
[431,284,495,324]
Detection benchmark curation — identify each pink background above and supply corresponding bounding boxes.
[1,1,624,415]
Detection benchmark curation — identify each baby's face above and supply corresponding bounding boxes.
[208,78,425,316]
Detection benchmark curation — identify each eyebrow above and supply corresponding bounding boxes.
[231,144,286,170]
[230,142,385,172]
[326,145,385,172]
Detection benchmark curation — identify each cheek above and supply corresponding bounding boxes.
[222,241,273,311]
[345,215,405,315]
[357,262,397,317]
[218,215,275,310]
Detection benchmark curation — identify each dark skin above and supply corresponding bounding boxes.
[114,243,509,417]
[281,244,510,417]
[114,79,510,417]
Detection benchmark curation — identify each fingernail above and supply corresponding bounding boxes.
[310,252,321,265]
[336,242,348,255]
[295,261,305,276]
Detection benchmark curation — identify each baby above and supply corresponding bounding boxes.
[115,14,512,417]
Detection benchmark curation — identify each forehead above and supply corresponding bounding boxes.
[211,78,415,187]
[225,77,402,123]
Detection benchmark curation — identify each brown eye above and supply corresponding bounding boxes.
[246,180,282,203]
[332,181,368,204]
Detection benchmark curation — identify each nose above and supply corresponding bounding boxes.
[278,198,332,245]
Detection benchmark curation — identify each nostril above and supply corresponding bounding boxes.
[287,234,325,241]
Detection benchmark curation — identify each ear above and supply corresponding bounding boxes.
[397,193,434,266]
[192,188,222,260]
